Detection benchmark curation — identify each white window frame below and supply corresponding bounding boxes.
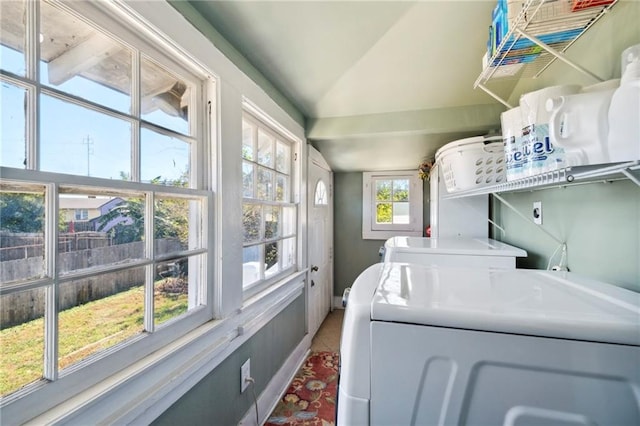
[0,0,215,421]
[362,170,423,240]
[241,106,301,299]
[74,209,89,221]
[314,179,328,206]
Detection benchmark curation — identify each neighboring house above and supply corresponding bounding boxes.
[58,196,128,232]
[91,197,132,232]
[59,196,110,223]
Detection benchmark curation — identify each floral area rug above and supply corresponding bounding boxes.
[265,351,339,426]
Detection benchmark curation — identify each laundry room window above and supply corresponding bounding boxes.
[362,171,423,239]
[0,0,213,416]
[241,110,299,296]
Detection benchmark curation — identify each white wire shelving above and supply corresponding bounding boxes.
[474,0,619,108]
[441,160,640,199]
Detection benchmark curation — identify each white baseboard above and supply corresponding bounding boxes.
[333,296,345,309]
[239,334,312,425]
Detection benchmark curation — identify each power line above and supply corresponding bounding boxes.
[82,135,94,176]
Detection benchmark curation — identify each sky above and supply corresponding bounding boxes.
[1,44,191,184]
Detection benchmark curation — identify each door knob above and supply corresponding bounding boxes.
[311,265,319,272]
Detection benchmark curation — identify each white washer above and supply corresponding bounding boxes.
[338,263,640,425]
[383,236,527,268]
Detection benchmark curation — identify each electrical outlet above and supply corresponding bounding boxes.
[533,201,542,225]
[241,358,251,393]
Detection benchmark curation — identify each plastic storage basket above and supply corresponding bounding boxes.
[435,136,505,193]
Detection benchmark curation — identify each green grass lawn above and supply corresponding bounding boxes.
[0,284,187,397]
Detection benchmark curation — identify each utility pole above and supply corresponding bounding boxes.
[83,135,93,176]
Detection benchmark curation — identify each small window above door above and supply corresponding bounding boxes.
[314,180,328,206]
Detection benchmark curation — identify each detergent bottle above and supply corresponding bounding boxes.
[607,44,640,162]
[546,79,619,166]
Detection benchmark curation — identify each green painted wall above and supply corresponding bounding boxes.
[493,181,640,291]
[493,0,640,291]
[152,294,306,426]
[333,172,430,297]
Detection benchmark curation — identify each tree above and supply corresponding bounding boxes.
[0,193,44,233]
[97,171,190,247]
[98,197,145,244]
[376,202,392,224]
[375,179,409,224]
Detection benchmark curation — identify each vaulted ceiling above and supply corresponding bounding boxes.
[185,1,507,171]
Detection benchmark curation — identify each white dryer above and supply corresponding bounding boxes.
[383,236,527,268]
[338,262,640,425]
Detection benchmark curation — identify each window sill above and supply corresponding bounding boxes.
[362,229,423,240]
[21,274,305,425]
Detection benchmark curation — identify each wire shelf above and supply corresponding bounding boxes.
[475,0,618,89]
[441,161,640,199]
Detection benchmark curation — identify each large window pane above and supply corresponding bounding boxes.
[242,162,254,198]
[0,0,26,76]
[0,0,211,413]
[58,192,145,276]
[154,196,200,254]
[154,256,190,326]
[275,140,290,174]
[376,180,392,201]
[265,241,280,278]
[39,1,131,113]
[0,186,45,285]
[40,94,131,179]
[141,56,190,135]
[282,206,296,237]
[1,81,27,168]
[58,267,145,370]
[242,245,260,288]
[242,120,255,161]
[141,128,190,186]
[257,168,273,201]
[282,237,295,270]
[393,202,410,224]
[0,287,45,397]
[393,179,409,201]
[243,204,261,243]
[376,202,392,224]
[275,174,288,202]
[264,206,280,240]
[257,129,273,167]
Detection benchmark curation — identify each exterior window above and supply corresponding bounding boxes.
[374,179,410,225]
[314,180,328,206]
[362,171,423,240]
[0,0,212,406]
[74,209,88,221]
[242,113,297,294]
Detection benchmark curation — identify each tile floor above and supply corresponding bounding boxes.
[310,309,344,353]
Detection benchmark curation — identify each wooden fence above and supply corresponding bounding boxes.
[1,239,183,328]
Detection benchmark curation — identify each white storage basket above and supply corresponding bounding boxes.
[435,136,505,193]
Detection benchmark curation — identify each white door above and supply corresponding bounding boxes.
[307,146,333,338]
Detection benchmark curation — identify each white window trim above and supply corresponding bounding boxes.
[362,170,423,240]
[0,0,215,422]
[241,105,302,299]
[1,0,309,424]
[21,272,305,426]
